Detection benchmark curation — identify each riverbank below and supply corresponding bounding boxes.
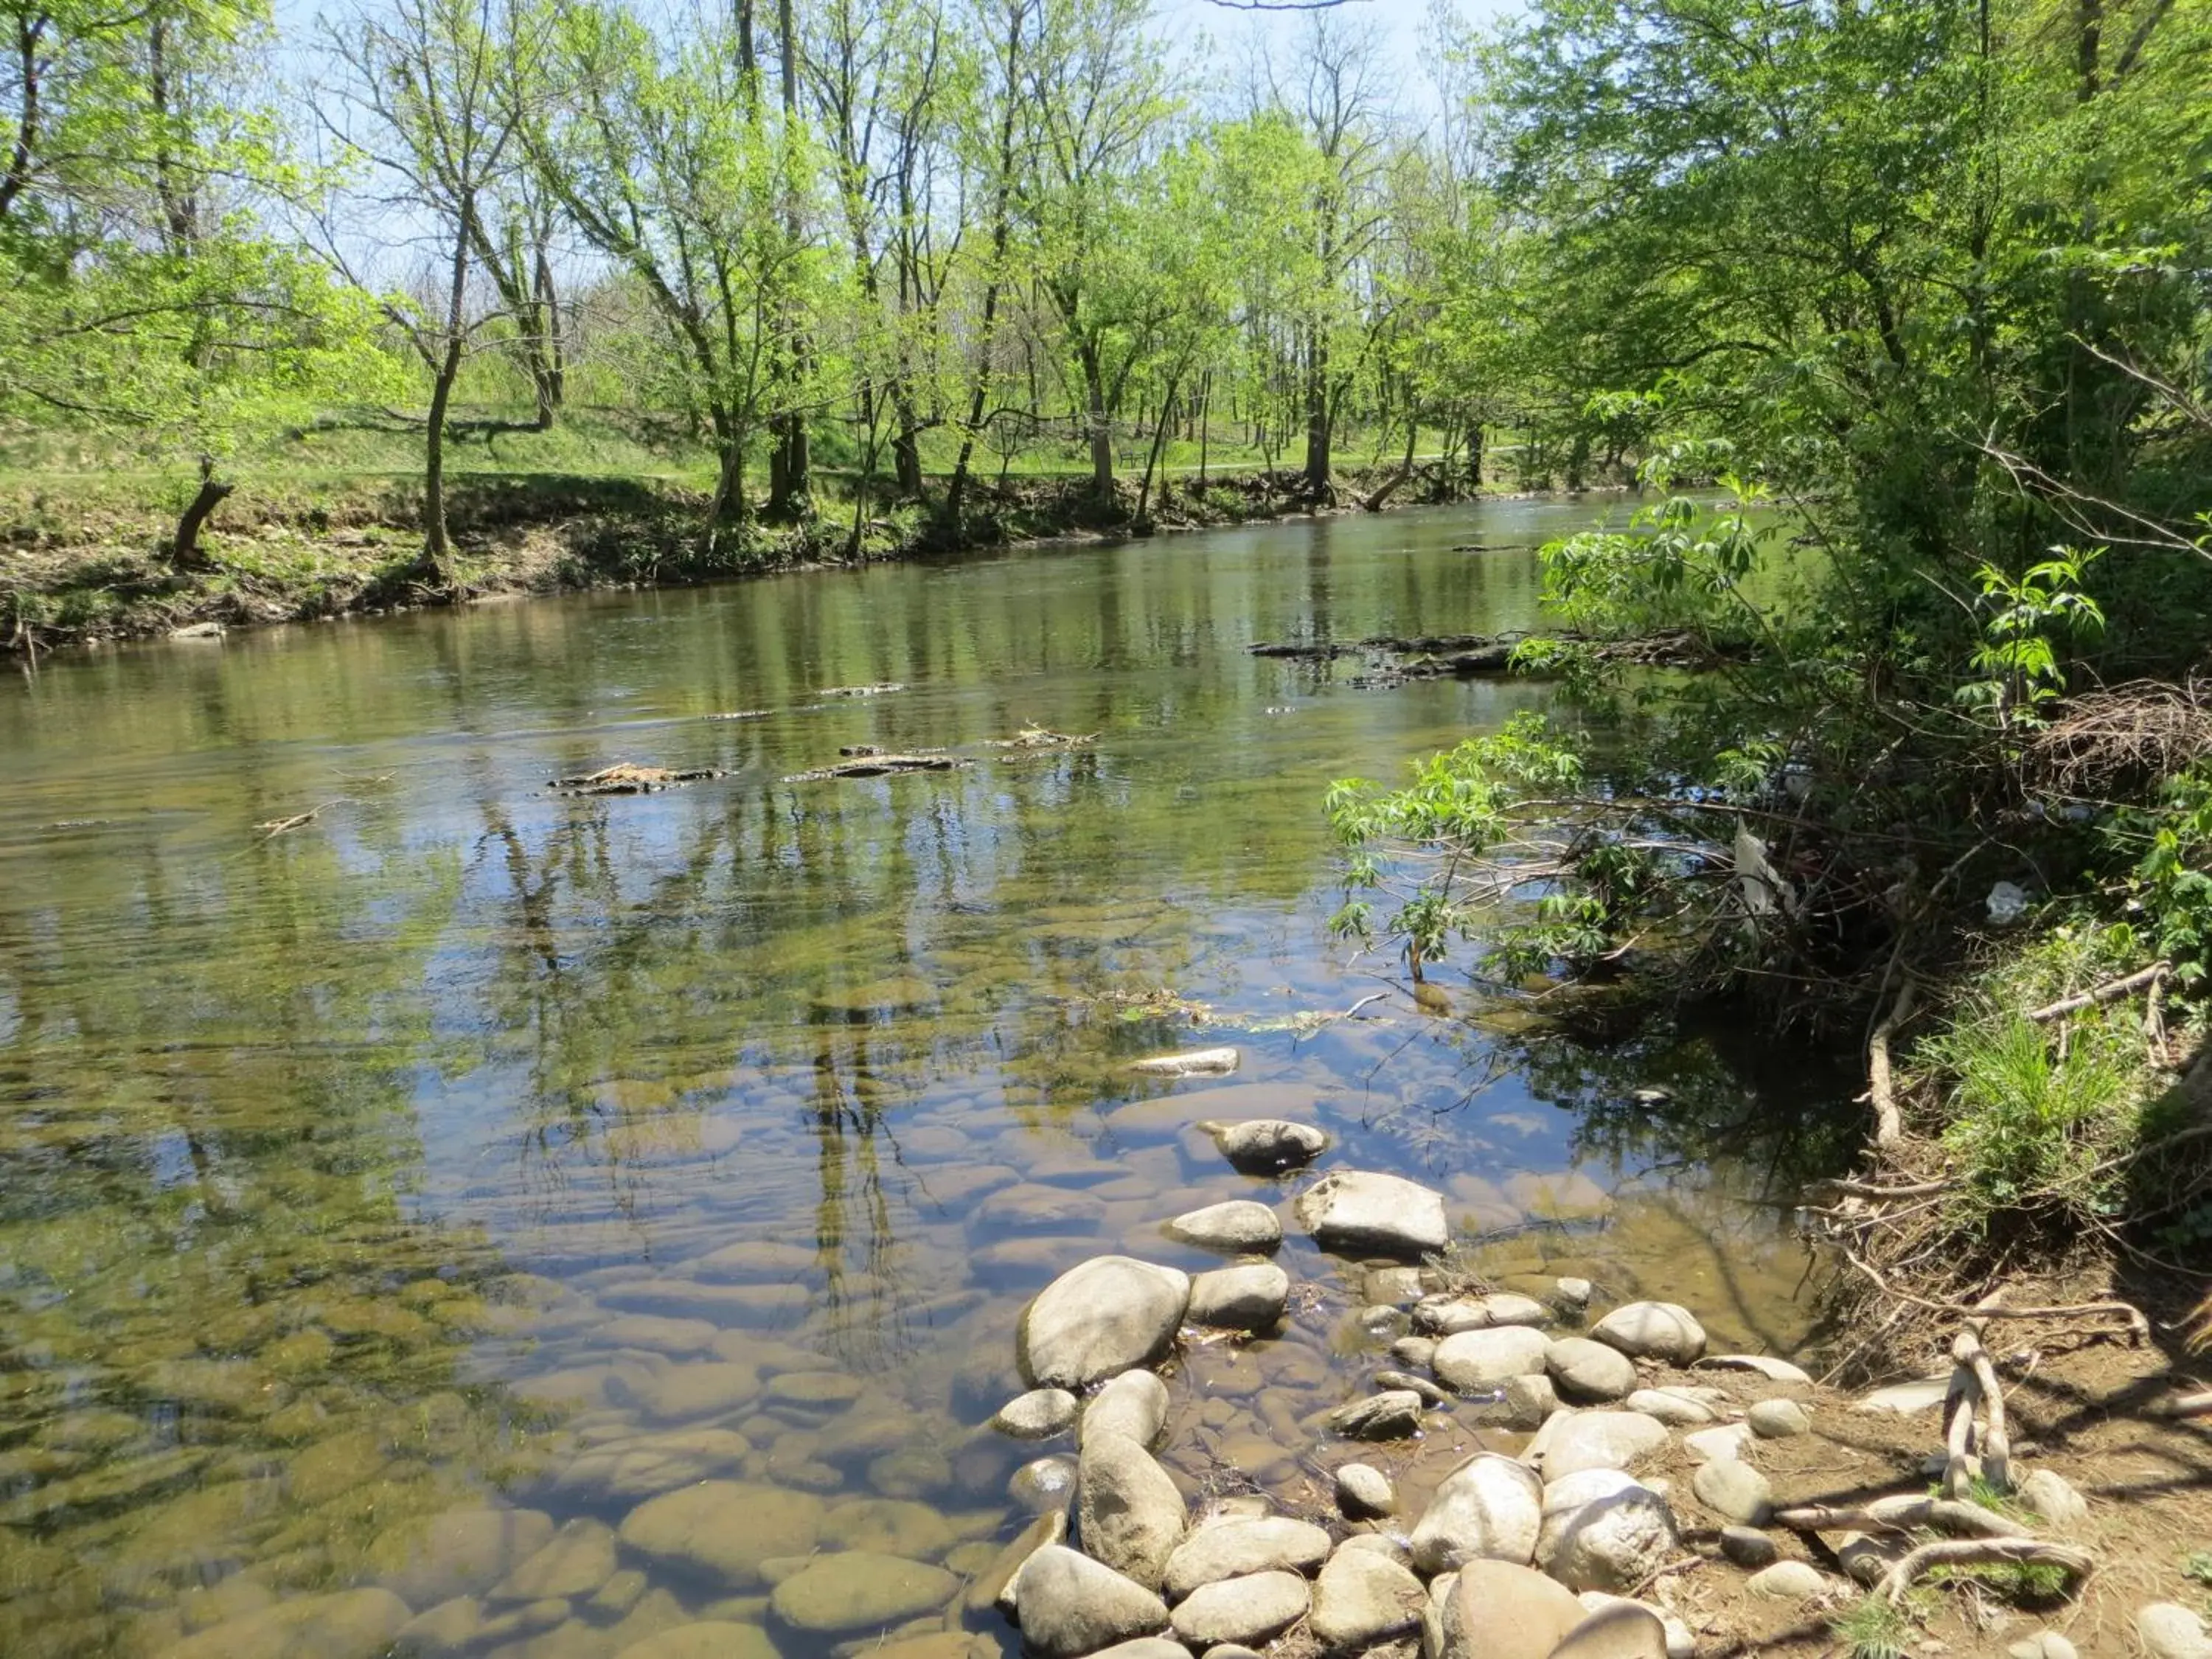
[0,456,1489,656]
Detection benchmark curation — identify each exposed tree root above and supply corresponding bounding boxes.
[1773,1495,2031,1540]
[1875,1538,2094,1603]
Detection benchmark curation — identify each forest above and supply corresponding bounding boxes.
[1,0,1551,633]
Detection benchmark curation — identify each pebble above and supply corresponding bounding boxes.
[1187,1265,1290,1332]
[993,1389,1080,1440]
[1168,1570,1311,1647]
[1534,1470,1680,1593]
[1700,1354,1812,1385]
[1853,1374,1952,1414]
[1691,1457,1773,1526]
[1547,1338,1638,1402]
[1503,1373,1560,1429]
[1374,1368,1451,1406]
[1718,1526,1778,1568]
[1682,1421,1756,1462]
[1294,1170,1450,1256]
[1202,1119,1329,1174]
[1745,1560,1829,1601]
[2007,1635,2080,1659]
[2018,1468,2087,1526]
[1391,1336,1439,1371]
[1161,1517,1331,1601]
[1083,1371,1171,1450]
[1329,1390,1425,1440]
[1746,1397,1809,1439]
[1009,1545,1171,1659]
[1556,1277,1594,1307]
[1165,1202,1283,1253]
[1009,1454,1079,1514]
[1334,1462,1395,1518]
[1409,1452,1543,1573]
[1589,1301,1707,1364]
[1625,1388,1717,1427]
[1309,1543,1427,1651]
[1534,1410,1670,1479]
[2139,1604,2212,1659]
[1433,1326,1551,1391]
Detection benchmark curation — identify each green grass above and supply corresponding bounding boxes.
[1914,923,2154,1234]
[1829,1595,1913,1659]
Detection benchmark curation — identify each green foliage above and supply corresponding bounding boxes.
[2112,765,2212,987]
[1956,550,2106,729]
[1328,712,1618,980]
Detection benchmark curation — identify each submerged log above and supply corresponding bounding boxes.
[783,754,970,782]
[550,763,725,796]
[818,682,907,698]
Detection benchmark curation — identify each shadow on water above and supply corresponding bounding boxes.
[0,500,1851,1658]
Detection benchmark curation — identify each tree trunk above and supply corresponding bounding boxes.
[1135,372,1180,526]
[1467,422,1484,489]
[170,457,233,568]
[0,18,41,224]
[945,3,1023,539]
[765,0,810,521]
[1197,370,1211,490]
[1301,321,1332,498]
[1363,415,1419,512]
[423,336,461,582]
[1078,339,1115,501]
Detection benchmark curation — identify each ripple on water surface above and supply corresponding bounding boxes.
[0,504,1851,1658]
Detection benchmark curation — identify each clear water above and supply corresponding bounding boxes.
[0,502,1846,1659]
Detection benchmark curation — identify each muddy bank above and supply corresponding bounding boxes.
[0,462,1496,655]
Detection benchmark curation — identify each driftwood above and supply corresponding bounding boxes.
[2026,961,2168,1022]
[1875,1537,2093,1603]
[782,754,969,782]
[1773,1495,2031,1540]
[1868,973,1917,1147]
[2146,1389,2212,1419]
[550,763,725,796]
[817,682,906,698]
[702,709,771,722]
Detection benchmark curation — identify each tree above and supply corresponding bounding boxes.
[319,0,538,585]
[530,0,818,552]
[1014,0,1177,501]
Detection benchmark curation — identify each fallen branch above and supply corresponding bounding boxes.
[253,807,324,843]
[1773,1495,2031,1540]
[1804,1176,1952,1201]
[2027,961,2167,1022]
[1876,1538,2093,1603]
[2145,1390,2212,1419]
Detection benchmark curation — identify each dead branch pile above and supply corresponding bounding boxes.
[983,726,1098,750]
[2028,676,2212,794]
[782,754,969,782]
[550,763,725,796]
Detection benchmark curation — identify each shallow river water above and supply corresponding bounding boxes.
[1,502,1850,1659]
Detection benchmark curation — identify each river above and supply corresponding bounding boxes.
[0,501,1848,1658]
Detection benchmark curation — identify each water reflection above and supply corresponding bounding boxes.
[1,502,1838,1658]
